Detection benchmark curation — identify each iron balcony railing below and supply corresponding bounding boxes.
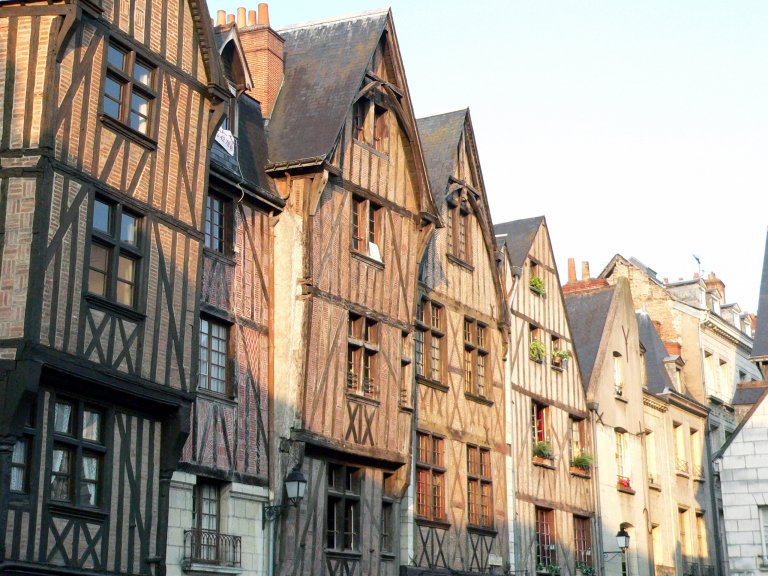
[675,458,690,475]
[183,529,242,567]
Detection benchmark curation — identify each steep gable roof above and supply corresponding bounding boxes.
[266,10,389,165]
[752,230,768,360]
[565,286,616,391]
[493,217,545,269]
[636,311,675,394]
[417,109,469,205]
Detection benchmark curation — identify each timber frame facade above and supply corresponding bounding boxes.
[495,218,597,576]
[408,109,509,574]
[0,0,228,574]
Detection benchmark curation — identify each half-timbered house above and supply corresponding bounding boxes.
[405,109,509,574]
[0,0,228,574]
[237,8,439,576]
[494,218,597,576]
[165,12,285,576]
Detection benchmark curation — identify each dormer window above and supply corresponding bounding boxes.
[446,196,471,264]
[351,195,382,262]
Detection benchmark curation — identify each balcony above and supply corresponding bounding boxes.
[183,529,242,573]
[692,463,704,480]
[675,458,690,477]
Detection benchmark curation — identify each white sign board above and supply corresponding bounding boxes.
[215,127,236,156]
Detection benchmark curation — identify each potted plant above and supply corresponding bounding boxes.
[532,440,553,461]
[551,349,571,369]
[536,563,561,575]
[617,476,632,490]
[530,275,546,296]
[576,563,596,576]
[529,339,547,362]
[571,451,593,473]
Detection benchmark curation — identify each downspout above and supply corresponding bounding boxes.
[507,265,521,571]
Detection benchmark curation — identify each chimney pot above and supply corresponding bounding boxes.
[663,277,668,283]
[248,10,257,26]
[693,272,699,279]
[258,2,269,26]
[237,7,246,27]
[567,258,576,284]
[216,10,226,25]
[227,14,235,24]
[581,261,590,282]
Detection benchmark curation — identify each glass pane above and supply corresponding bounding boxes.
[116,280,134,307]
[130,112,148,135]
[133,61,152,86]
[90,243,109,271]
[93,200,112,233]
[82,455,99,481]
[11,466,24,492]
[82,409,101,442]
[103,97,121,120]
[118,255,135,283]
[54,402,73,434]
[105,76,123,100]
[89,269,107,297]
[107,45,126,69]
[130,93,149,116]
[120,213,137,245]
[12,438,26,464]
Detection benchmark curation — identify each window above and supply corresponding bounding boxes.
[760,506,768,559]
[464,318,489,398]
[574,515,592,567]
[532,402,550,445]
[536,507,556,566]
[613,351,624,396]
[416,299,444,384]
[678,508,690,558]
[89,197,142,308]
[467,445,492,528]
[718,359,729,398]
[199,318,228,394]
[353,98,389,152]
[695,512,707,560]
[381,473,395,555]
[204,193,231,254]
[639,348,647,387]
[674,422,688,475]
[652,524,663,568]
[615,430,631,489]
[416,432,445,522]
[646,430,658,485]
[447,197,471,263]
[351,195,382,261]
[10,407,35,494]
[192,482,220,561]
[690,429,703,478]
[529,324,545,362]
[347,314,379,397]
[529,260,545,296]
[103,42,156,135]
[50,400,105,507]
[327,464,361,551]
[570,417,587,460]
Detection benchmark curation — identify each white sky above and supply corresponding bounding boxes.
[209,0,768,311]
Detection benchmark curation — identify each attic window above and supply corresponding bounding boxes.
[351,194,382,263]
[352,98,390,153]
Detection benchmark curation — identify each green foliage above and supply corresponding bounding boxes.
[532,440,553,459]
[576,563,596,576]
[571,451,594,471]
[536,564,561,575]
[530,275,546,295]
[529,339,547,362]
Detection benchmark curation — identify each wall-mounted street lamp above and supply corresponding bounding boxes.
[616,528,630,551]
[603,527,631,576]
[262,466,307,529]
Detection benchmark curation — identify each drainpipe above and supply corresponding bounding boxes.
[508,266,522,571]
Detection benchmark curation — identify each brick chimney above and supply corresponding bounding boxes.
[236,3,285,117]
[562,259,609,293]
[664,341,682,356]
[704,272,726,302]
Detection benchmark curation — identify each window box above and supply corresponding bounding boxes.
[570,466,591,478]
[533,455,555,469]
[530,275,546,297]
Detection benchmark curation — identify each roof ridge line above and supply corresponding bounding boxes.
[278,8,389,33]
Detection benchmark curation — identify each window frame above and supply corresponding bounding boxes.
[199,316,230,396]
[192,481,221,563]
[204,192,232,255]
[416,431,446,523]
[347,314,380,398]
[464,318,490,398]
[351,194,383,262]
[326,464,361,552]
[415,299,445,386]
[380,472,396,556]
[532,401,550,445]
[49,398,106,509]
[467,444,493,529]
[88,196,144,310]
[536,507,557,566]
[574,515,593,567]
[447,196,472,264]
[103,41,157,136]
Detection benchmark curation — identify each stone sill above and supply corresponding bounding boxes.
[182,562,242,575]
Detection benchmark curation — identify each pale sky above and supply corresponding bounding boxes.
[209,0,768,312]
